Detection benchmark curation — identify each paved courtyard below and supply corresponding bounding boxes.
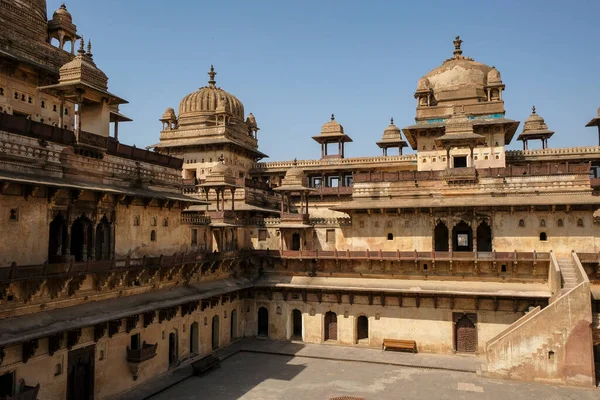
[150,350,599,400]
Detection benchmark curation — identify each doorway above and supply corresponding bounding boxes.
[48,213,68,262]
[453,155,467,168]
[324,311,338,341]
[67,345,95,400]
[71,215,93,262]
[452,221,473,252]
[168,332,178,367]
[190,322,199,355]
[434,221,449,252]
[95,216,111,260]
[476,221,492,252]
[292,309,302,339]
[357,315,369,343]
[0,372,14,398]
[454,313,477,353]
[291,233,301,251]
[212,315,220,350]
[258,307,269,337]
[230,310,237,340]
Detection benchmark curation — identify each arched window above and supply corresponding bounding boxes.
[150,230,156,241]
[577,218,584,227]
[151,217,157,227]
[557,219,563,227]
[539,232,547,241]
[133,216,140,226]
[540,219,546,227]
[163,218,169,227]
[387,233,394,241]
[518,219,525,227]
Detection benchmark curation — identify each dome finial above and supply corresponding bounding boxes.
[453,35,463,57]
[532,105,536,114]
[331,113,335,121]
[60,3,67,9]
[208,65,217,88]
[390,117,394,125]
[293,157,298,166]
[86,39,92,58]
[218,153,224,164]
[78,36,85,55]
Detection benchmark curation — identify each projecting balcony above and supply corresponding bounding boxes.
[442,167,477,184]
[5,383,40,400]
[281,213,310,224]
[127,342,158,363]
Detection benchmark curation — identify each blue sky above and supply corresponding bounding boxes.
[49,0,600,161]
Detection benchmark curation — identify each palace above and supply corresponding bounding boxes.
[0,1,599,399]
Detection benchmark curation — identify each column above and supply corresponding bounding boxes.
[299,192,304,214]
[448,220,453,252]
[280,192,285,215]
[114,121,119,141]
[65,224,72,255]
[109,222,115,260]
[321,144,325,159]
[90,224,96,261]
[59,96,65,129]
[82,224,88,261]
[221,189,226,212]
[472,221,477,253]
[216,190,220,211]
[469,146,474,167]
[446,148,451,168]
[305,191,309,214]
[230,188,235,211]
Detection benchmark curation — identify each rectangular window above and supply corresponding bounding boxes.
[258,229,267,241]
[326,229,336,243]
[130,333,141,350]
[453,156,467,168]
[191,229,198,245]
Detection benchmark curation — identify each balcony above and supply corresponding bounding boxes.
[5,383,40,400]
[442,167,477,184]
[281,213,310,224]
[127,342,158,380]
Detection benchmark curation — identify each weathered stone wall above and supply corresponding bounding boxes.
[248,294,523,354]
[0,300,246,400]
[484,282,595,386]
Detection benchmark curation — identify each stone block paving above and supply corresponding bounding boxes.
[119,339,598,400]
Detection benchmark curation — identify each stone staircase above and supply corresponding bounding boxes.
[557,255,578,294]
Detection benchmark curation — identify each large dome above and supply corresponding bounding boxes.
[420,36,494,100]
[178,66,245,126]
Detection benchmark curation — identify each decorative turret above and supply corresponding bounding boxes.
[585,107,600,146]
[312,114,353,159]
[160,108,177,130]
[517,106,554,150]
[376,118,408,156]
[48,4,79,53]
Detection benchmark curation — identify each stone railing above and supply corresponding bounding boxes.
[126,342,158,363]
[506,146,600,158]
[309,217,352,226]
[181,214,211,225]
[307,186,353,196]
[253,154,417,170]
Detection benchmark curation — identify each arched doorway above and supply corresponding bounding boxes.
[291,233,301,251]
[292,309,302,339]
[357,315,369,342]
[230,309,237,340]
[48,213,68,262]
[434,221,449,251]
[71,215,93,261]
[95,215,111,260]
[258,307,269,337]
[212,315,220,350]
[190,322,199,355]
[476,221,492,252]
[324,311,338,341]
[168,332,178,366]
[454,313,477,353]
[452,221,473,252]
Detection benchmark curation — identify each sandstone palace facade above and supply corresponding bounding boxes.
[0,1,599,399]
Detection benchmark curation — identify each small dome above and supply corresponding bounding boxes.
[518,105,555,141]
[487,67,502,84]
[178,66,245,127]
[161,108,176,121]
[382,118,401,140]
[53,3,72,22]
[321,114,344,135]
[417,76,432,91]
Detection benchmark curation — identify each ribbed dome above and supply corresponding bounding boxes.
[522,106,550,132]
[321,114,344,135]
[178,66,245,125]
[382,118,402,140]
[59,39,108,90]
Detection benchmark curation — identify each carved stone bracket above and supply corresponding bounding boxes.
[20,279,44,303]
[67,328,82,349]
[126,315,140,333]
[143,311,156,328]
[108,319,122,338]
[94,323,107,342]
[48,333,63,356]
[22,339,39,363]
[158,306,178,323]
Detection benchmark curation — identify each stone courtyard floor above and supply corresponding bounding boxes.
[121,339,599,400]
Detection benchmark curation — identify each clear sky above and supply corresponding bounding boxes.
[48,0,600,161]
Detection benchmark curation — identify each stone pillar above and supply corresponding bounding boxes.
[446,148,451,168]
[114,121,119,141]
[280,192,285,215]
[59,96,65,129]
[469,146,474,167]
[221,189,226,212]
[472,221,477,253]
[216,190,220,211]
[305,191,309,214]
[231,188,235,211]
[90,224,96,261]
[448,220,453,252]
[82,223,88,262]
[299,192,304,215]
[65,224,72,256]
[109,222,115,260]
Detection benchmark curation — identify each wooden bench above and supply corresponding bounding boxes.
[191,355,220,376]
[382,339,417,353]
